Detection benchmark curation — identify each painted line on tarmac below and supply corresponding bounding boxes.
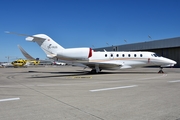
[0,85,22,88]
[0,98,20,102]
[168,80,180,83]
[139,74,167,81]
[28,74,167,87]
[90,85,138,92]
[70,76,92,79]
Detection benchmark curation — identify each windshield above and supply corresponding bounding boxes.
[152,53,161,57]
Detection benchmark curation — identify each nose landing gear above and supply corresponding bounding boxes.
[158,67,164,73]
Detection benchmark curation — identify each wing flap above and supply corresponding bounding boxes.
[84,62,122,70]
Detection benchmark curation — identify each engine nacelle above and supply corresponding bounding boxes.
[57,48,92,60]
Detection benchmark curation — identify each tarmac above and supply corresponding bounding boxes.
[0,66,180,120]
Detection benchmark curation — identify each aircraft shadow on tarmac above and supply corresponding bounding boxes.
[26,70,158,79]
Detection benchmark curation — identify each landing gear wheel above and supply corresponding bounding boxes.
[158,67,164,73]
[90,69,96,74]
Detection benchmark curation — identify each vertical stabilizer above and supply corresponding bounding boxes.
[25,34,64,56]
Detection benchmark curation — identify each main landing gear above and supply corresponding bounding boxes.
[158,67,164,73]
[90,69,102,74]
[90,69,97,74]
[90,64,101,74]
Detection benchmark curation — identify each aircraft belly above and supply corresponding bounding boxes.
[122,60,148,68]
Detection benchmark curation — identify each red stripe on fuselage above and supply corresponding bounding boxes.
[88,48,92,58]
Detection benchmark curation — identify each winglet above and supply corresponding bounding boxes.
[17,45,35,60]
[5,31,10,34]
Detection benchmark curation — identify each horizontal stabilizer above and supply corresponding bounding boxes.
[5,31,46,41]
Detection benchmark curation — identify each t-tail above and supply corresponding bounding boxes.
[6,31,92,61]
[25,34,65,58]
[26,34,93,60]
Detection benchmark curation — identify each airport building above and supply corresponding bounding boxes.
[94,37,180,67]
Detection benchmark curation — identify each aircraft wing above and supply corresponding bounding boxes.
[83,62,122,70]
[18,45,35,60]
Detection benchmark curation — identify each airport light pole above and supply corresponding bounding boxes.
[148,35,152,40]
[5,56,16,63]
[124,39,127,43]
[5,56,10,63]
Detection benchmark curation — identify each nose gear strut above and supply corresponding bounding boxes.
[158,67,164,73]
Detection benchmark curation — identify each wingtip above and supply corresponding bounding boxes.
[5,31,10,34]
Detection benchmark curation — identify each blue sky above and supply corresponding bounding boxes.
[0,0,180,62]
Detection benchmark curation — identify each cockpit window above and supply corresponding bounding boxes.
[153,54,161,57]
[154,54,157,57]
[152,53,161,57]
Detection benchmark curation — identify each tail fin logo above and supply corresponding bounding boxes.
[47,44,52,49]
[47,44,58,49]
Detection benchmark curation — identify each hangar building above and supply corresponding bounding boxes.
[94,37,180,67]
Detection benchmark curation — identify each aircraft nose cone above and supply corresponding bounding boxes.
[172,60,177,65]
[160,58,177,67]
[169,59,177,66]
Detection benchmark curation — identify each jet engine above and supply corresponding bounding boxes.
[57,48,92,60]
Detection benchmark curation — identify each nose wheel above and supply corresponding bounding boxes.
[158,67,164,73]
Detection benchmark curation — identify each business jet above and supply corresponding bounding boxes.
[6,32,176,73]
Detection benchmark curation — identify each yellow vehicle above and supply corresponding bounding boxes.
[11,58,40,67]
[29,58,40,65]
[11,59,28,67]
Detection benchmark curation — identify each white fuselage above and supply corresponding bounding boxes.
[88,51,176,69]
[55,51,176,70]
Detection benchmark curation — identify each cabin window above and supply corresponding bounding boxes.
[128,54,131,57]
[116,54,119,57]
[105,54,107,57]
[122,54,125,57]
[111,54,113,57]
[140,54,143,57]
[134,54,137,57]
